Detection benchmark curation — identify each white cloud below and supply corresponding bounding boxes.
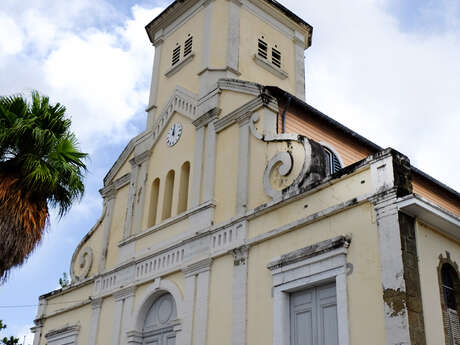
[15,324,34,345]
[280,0,460,190]
[0,12,25,55]
[0,2,163,153]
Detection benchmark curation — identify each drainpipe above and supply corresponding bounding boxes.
[280,95,292,133]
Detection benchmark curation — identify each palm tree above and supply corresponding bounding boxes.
[0,91,87,281]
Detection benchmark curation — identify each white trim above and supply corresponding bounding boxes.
[232,245,249,345]
[181,274,196,345]
[253,54,288,79]
[397,194,460,241]
[236,120,250,215]
[45,325,80,345]
[294,31,306,100]
[88,299,102,345]
[147,41,163,129]
[203,120,217,201]
[191,126,205,207]
[164,52,195,78]
[132,278,184,331]
[193,269,211,345]
[268,244,350,345]
[319,141,345,170]
[200,0,213,72]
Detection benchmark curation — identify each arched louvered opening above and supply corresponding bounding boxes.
[323,146,342,174]
[162,170,175,221]
[148,178,160,227]
[142,293,178,345]
[177,161,190,214]
[440,263,460,345]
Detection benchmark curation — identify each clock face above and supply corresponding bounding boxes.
[166,123,182,147]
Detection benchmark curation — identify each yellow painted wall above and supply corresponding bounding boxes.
[416,221,460,345]
[39,304,91,345]
[206,255,233,345]
[249,168,371,239]
[44,283,93,316]
[155,9,203,112]
[113,152,134,181]
[142,113,196,232]
[246,203,387,345]
[239,7,296,93]
[209,0,228,68]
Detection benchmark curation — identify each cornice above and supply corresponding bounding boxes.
[183,258,212,277]
[192,107,221,128]
[113,286,136,301]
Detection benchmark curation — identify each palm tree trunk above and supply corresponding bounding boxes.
[0,176,48,281]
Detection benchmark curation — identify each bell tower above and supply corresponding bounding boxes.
[144,0,312,128]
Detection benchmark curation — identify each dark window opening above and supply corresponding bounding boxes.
[184,36,193,57]
[323,147,342,174]
[172,46,181,66]
[258,38,268,59]
[272,47,281,68]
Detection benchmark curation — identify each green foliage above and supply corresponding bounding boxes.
[0,91,87,216]
[0,320,20,345]
[59,272,70,288]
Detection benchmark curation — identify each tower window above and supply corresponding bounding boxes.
[258,38,268,59]
[172,45,181,66]
[184,36,193,57]
[323,146,342,174]
[440,263,460,345]
[272,47,281,68]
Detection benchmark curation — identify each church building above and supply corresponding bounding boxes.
[32,0,460,344]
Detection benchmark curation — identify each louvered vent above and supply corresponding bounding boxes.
[184,36,193,57]
[447,309,460,345]
[258,38,268,59]
[172,46,181,66]
[272,47,281,68]
[323,147,342,174]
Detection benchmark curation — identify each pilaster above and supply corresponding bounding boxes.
[112,287,136,345]
[203,119,217,202]
[226,0,242,73]
[146,30,164,129]
[88,298,103,345]
[236,117,250,216]
[98,189,116,273]
[232,245,249,345]
[294,30,306,101]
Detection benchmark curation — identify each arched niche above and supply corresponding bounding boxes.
[128,279,184,345]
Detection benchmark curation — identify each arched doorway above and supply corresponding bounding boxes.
[142,293,178,345]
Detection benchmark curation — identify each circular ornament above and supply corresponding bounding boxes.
[166,123,182,147]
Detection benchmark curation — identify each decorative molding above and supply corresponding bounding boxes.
[253,54,288,79]
[129,150,151,166]
[232,245,249,266]
[165,52,195,78]
[113,286,136,302]
[184,258,212,277]
[192,107,221,128]
[73,247,93,281]
[214,95,278,132]
[267,238,351,345]
[45,325,80,345]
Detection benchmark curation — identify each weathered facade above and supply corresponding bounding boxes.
[32,1,460,345]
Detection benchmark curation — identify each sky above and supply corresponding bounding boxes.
[0,0,459,343]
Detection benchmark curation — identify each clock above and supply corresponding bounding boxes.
[166,123,182,147]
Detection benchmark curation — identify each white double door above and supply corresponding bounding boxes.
[290,283,339,345]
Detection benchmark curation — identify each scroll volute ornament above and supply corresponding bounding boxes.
[72,247,93,282]
[250,112,328,199]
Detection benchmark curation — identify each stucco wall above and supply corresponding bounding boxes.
[416,221,460,345]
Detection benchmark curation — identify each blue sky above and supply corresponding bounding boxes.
[0,0,459,343]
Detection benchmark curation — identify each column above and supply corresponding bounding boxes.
[190,126,205,207]
[98,188,116,273]
[112,287,136,345]
[294,31,306,101]
[226,0,241,72]
[203,119,217,202]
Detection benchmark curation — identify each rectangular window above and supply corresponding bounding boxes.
[172,46,181,66]
[184,36,193,57]
[258,39,268,59]
[272,47,281,68]
[290,283,338,345]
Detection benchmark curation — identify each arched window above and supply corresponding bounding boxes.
[440,263,460,345]
[162,170,175,220]
[148,178,160,227]
[323,146,342,174]
[177,162,190,214]
[143,293,178,344]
